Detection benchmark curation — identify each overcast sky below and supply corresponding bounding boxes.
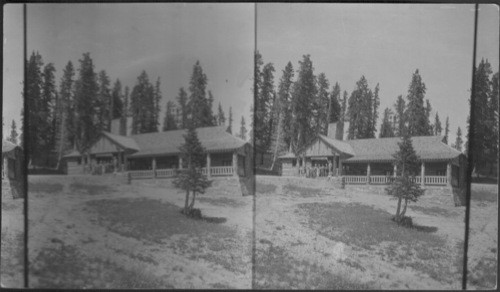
[257,3,499,145]
[3,3,499,146]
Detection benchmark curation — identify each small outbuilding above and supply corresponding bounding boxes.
[2,140,24,199]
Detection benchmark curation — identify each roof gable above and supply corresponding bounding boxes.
[2,140,20,154]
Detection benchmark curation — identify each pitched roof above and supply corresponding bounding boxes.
[102,131,140,151]
[62,150,82,158]
[344,135,462,162]
[128,126,247,158]
[2,140,19,154]
[318,135,355,156]
[278,152,296,159]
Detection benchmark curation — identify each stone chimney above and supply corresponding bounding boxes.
[327,122,345,140]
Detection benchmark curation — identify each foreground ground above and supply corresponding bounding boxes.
[27,175,252,289]
[3,174,496,289]
[255,176,497,290]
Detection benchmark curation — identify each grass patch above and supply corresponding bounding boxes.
[30,242,172,288]
[28,182,64,194]
[283,184,323,197]
[69,182,115,196]
[197,196,247,208]
[0,232,24,280]
[298,202,462,284]
[254,245,373,289]
[256,183,277,194]
[409,205,455,217]
[468,257,497,289]
[471,188,498,203]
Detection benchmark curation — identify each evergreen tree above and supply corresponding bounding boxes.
[153,77,162,131]
[379,108,395,138]
[328,82,342,124]
[405,69,430,136]
[443,116,450,144]
[206,91,216,126]
[487,72,499,175]
[130,71,156,134]
[41,62,57,167]
[55,61,74,168]
[277,62,294,151]
[97,70,112,132]
[347,76,375,139]
[255,62,275,150]
[163,101,178,131]
[73,53,100,154]
[291,55,316,151]
[25,51,44,165]
[227,107,233,134]
[369,83,380,138]
[453,127,463,152]
[386,132,425,224]
[187,61,210,128]
[394,95,406,137]
[239,116,247,141]
[434,112,442,136]
[425,99,433,135]
[338,90,348,140]
[111,79,124,120]
[173,123,212,216]
[119,86,129,136]
[217,102,226,126]
[7,120,18,145]
[315,73,330,136]
[176,87,188,129]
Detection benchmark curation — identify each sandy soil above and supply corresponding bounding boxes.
[27,175,253,289]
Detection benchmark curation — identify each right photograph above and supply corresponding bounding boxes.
[253,3,498,290]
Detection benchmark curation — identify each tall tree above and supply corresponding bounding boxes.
[276,62,295,151]
[111,79,124,120]
[425,99,433,135]
[379,108,395,138]
[347,76,375,139]
[315,73,330,136]
[443,116,450,144]
[97,70,111,132]
[239,116,247,141]
[227,107,233,134]
[255,62,275,150]
[453,127,463,152]
[369,83,380,138]
[188,61,211,128]
[7,120,18,145]
[162,100,178,131]
[41,62,57,166]
[206,90,216,126]
[405,69,430,136]
[119,86,129,136]
[328,82,342,124]
[217,102,226,126]
[173,123,211,216]
[25,51,44,165]
[55,61,75,168]
[153,77,162,131]
[386,132,424,224]
[73,53,100,155]
[434,112,442,136]
[394,95,406,137]
[291,55,316,151]
[130,71,156,134]
[176,87,188,129]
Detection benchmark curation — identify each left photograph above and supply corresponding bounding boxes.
[23,3,254,289]
[2,4,26,288]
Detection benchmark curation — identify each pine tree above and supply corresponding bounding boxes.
[25,51,44,165]
[173,123,212,216]
[163,101,178,131]
[434,112,442,136]
[206,91,216,126]
[255,62,275,150]
[379,108,395,138]
[55,61,74,168]
[187,61,210,128]
[7,120,18,145]
[328,82,342,124]
[176,87,188,129]
[453,127,463,152]
[386,132,424,224]
[239,116,247,141]
[119,86,129,136]
[153,77,162,131]
[315,73,330,136]
[369,83,380,138]
[425,99,433,135]
[97,70,112,132]
[347,76,375,139]
[443,116,450,144]
[217,102,226,126]
[291,55,316,151]
[406,69,430,136]
[394,95,406,137]
[227,107,233,134]
[111,79,124,120]
[338,90,348,140]
[74,52,100,154]
[41,62,57,167]
[277,62,294,151]
[130,71,156,134]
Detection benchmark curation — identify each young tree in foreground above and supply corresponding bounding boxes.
[453,127,463,152]
[443,116,450,144]
[7,120,18,145]
[239,116,247,141]
[226,107,233,134]
[173,124,212,217]
[386,132,424,225]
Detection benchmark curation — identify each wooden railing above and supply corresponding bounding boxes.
[210,166,234,176]
[342,175,448,186]
[129,170,155,179]
[343,176,368,184]
[156,168,176,178]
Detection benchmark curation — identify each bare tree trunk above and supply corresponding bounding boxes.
[400,198,409,218]
[395,196,403,223]
[270,111,283,170]
[55,106,67,170]
[189,191,196,210]
[184,190,190,212]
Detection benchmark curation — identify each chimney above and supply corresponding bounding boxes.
[327,122,337,139]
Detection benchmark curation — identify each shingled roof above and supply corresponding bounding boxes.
[344,135,462,163]
[102,132,140,151]
[2,140,19,154]
[128,126,247,158]
[318,135,355,156]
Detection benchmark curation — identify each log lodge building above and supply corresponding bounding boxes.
[63,119,252,180]
[279,123,467,189]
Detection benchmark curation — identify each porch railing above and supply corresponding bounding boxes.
[129,170,155,179]
[341,175,447,186]
[128,166,235,180]
[210,166,234,176]
[156,168,176,178]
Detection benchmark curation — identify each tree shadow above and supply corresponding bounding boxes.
[412,224,438,233]
[201,216,227,224]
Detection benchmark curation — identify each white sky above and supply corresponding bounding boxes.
[3,3,499,146]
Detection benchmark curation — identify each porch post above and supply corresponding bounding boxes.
[152,158,157,178]
[178,156,183,169]
[233,152,238,176]
[447,161,452,187]
[366,163,371,184]
[333,153,337,176]
[206,153,211,178]
[393,164,397,178]
[421,162,425,187]
[339,159,343,176]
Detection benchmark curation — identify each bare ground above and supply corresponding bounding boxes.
[1,192,24,288]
